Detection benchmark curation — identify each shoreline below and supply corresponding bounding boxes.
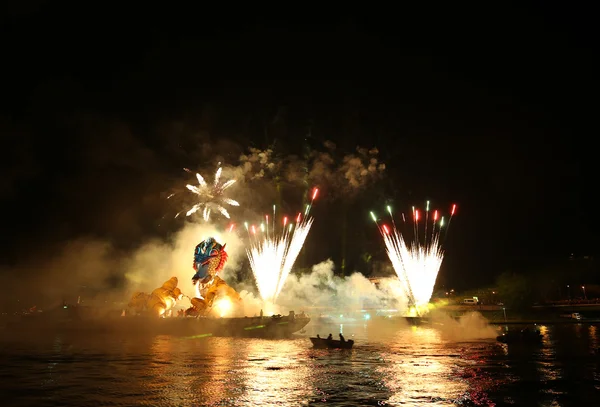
[487,319,600,325]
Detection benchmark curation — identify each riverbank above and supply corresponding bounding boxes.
[487,319,600,325]
[438,305,600,324]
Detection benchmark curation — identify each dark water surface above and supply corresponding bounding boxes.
[1,320,599,406]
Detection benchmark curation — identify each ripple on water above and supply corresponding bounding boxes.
[1,323,600,406]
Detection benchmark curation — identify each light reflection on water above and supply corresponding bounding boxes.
[1,321,600,406]
[379,327,468,405]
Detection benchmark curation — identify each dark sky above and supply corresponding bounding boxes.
[1,3,597,290]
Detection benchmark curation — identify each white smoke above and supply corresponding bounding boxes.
[429,311,499,341]
[123,221,247,297]
[236,259,408,316]
[8,221,250,310]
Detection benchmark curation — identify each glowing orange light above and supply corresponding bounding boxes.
[283,216,288,227]
[296,212,302,223]
[383,224,390,234]
[451,204,457,216]
[415,210,420,222]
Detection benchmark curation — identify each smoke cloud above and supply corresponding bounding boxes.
[277,259,404,311]
[2,222,250,311]
[229,259,408,317]
[122,222,247,294]
[428,311,499,341]
[308,145,386,198]
[222,142,386,204]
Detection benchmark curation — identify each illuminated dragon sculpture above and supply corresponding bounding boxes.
[128,277,184,317]
[127,237,241,318]
[185,237,242,317]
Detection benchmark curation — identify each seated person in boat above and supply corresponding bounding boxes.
[316,334,321,339]
[327,333,333,340]
[339,333,345,342]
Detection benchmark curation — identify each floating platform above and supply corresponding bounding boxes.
[4,306,310,339]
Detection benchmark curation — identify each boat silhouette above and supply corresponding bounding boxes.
[310,336,354,349]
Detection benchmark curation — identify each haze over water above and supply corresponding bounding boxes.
[2,319,599,406]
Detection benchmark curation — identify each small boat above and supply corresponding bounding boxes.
[496,329,542,344]
[310,336,354,349]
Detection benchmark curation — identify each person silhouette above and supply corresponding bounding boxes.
[327,333,333,340]
[339,333,345,342]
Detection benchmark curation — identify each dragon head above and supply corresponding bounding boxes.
[192,237,228,285]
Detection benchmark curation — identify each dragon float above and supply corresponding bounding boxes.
[186,237,242,316]
[128,276,184,317]
[128,237,241,318]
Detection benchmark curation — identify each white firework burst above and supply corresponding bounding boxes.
[381,228,443,313]
[175,166,240,221]
[373,204,455,316]
[247,217,314,303]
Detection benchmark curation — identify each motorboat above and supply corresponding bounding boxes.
[310,336,354,349]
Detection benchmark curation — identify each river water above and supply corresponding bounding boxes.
[1,316,599,406]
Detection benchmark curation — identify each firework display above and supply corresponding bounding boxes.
[371,202,458,315]
[159,154,460,320]
[246,188,319,304]
[164,161,322,314]
[171,166,240,221]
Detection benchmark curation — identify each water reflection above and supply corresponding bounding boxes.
[2,322,600,405]
[242,340,311,405]
[146,335,200,406]
[589,325,598,352]
[536,325,560,383]
[197,337,247,404]
[378,326,469,405]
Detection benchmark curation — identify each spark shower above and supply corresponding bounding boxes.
[371,202,457,314]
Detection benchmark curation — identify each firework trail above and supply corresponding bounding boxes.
[372,202,457,315]
[412,206,417,243]
[172,165,240,221]
[444,204,457,241]
[424,200,430,246]
[246,188,319,304]
[387,205,396,230]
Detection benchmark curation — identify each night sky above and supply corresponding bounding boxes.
[1,3,597,292]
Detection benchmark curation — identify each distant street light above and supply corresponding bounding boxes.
[582,286,587,300]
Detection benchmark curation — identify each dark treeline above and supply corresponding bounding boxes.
[461,256,600,310]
